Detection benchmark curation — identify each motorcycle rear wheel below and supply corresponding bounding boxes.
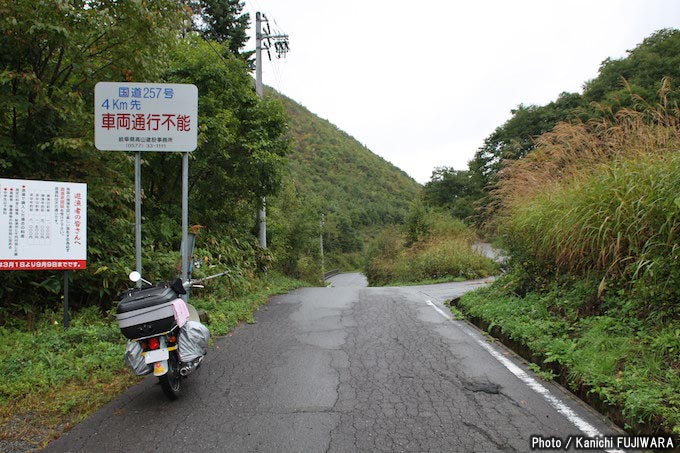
[159,354,182,400]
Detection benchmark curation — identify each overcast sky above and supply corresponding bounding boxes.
[241,0,680,184]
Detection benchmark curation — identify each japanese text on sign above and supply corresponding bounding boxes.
[94,82,198,152]
[99,113,192,132]
[0,179,87,270]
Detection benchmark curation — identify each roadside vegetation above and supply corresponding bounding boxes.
[457,96,680,436]
[0,271,306,450]
[363,209,498,286]
[366,29,680,436]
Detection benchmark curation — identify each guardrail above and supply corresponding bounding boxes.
[323,269,340,280]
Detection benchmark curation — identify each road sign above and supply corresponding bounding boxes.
[0,178,87,270]
[94,82,198,152]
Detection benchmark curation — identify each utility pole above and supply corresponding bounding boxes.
[320,214,325,278]
[255,11,289,248]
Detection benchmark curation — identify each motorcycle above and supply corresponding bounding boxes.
[116,272,210,400]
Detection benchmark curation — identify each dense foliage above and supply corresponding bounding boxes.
[494,98,680,316]
[0,0,193,325]
[364,210,498,286]
[189,0,252,60]
[0,1,284,326]
[583,29,680,105]
[468,92,586,194]
[422,167,483,222]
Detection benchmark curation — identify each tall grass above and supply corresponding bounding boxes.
[492,90,680,303]
[492,80,680,216]
[506,156,680,282]
[469,89,680,434]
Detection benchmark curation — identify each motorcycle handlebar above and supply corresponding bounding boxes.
[128,270,231,292]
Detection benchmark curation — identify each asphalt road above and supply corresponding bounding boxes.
[45,274,623,452]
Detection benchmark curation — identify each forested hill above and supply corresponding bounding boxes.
[276,91,421,230]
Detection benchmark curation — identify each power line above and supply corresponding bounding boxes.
[203,35,229,64]
[270,53,286,92]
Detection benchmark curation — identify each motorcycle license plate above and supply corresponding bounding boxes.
[144,348,169,364]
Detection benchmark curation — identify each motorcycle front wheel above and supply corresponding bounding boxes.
[159,353,182,400]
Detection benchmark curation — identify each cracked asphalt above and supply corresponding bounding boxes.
[44,274,622,452]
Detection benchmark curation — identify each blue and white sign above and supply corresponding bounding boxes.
[95,82,198,152]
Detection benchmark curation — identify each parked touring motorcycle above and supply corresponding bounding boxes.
[116,272,210,400]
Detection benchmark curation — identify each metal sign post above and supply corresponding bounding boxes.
[180,233,196,302]
[94,82,198,285]
[181,152,189,301]
[63,271,69,329]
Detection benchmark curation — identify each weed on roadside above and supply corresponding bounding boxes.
[457,275,680,436]
[0,272,308,451]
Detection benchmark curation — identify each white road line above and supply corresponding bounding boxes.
[426,300,452,320]
[425,299,624,453]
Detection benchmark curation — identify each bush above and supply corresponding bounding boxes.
[458,275,680,435]
[473,94,680,435]
[494,98,680,314]
[364,213,498,286]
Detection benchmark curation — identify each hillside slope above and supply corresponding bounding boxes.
[278,92,420,227]
[265,91,421,273]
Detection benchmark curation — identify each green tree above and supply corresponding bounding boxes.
[583,28,680,106]
[422,167,482,221]
[404,201,431,246]
[0,0,187,175]
[267,180,322,280]
[468,92,585,189]
[0,0,190,316]
[190,0,252,62]
[142,36,288,237]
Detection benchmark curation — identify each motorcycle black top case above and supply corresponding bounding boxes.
[116,284,179,339]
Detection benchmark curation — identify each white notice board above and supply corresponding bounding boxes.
[0,179,87,270]
[94,82,198,152]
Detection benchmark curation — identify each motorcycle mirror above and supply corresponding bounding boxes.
[129,271,142,283]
